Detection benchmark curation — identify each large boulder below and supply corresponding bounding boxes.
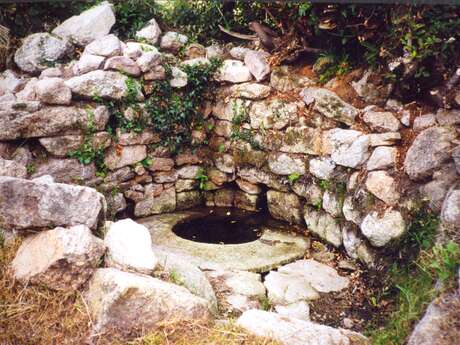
[105,219,157,274]
[52,1,116,46]
[65,70,144,100]
[11,225,105,290]
[14,33,71,73]
[407,292,460,345]
[300,87,359,125]
[0,104,109,140]
[237,310,369,345]
[404,127,456,180]
[0,176,105,230]
[84,268,211,334]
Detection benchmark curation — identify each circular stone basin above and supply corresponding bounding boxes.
[137,208,310,272]
[173,209,265,244]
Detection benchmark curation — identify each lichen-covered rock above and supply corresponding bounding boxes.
[216,60,252,83]
[0,104,109,140]
[160,31,188,52]
[244,50,270,82]
[136,18,162,44]
[362,109,401,132]
[361,209,405,247]
[413,113,436,130]
[324,129,370,168]
[39,132,111,157]
[268,153,306,175]
[14,33,71,73]
[52,1,115,46]
[367,146,396,171]
[0,176,105,230]
[230,82,271,100]
[35,77,72,105]
[214,153,235,174]
[136,51,162,72]
[177,191,203,210]
[309,157,336,180]
[404,127,456,180]
[104,56,141,76]
[277,126,322,155]
[84,268,211,334]
[303,207,342,247]
[170,67,188,88]
[267,190,303,224]
[31,158,97,183]
[65,70,143,100]
[105,219,157,274]
[234,190,261,211]
[270,66,314,92]
[135,186,176,216]
[212,98,250,121]
[300,87,359,125]
[237,310,369,345]
[104,145,147,170]
[250,99,301,130]
[365,170,400,205]
[12,225,105,290]
[0,159,27,178]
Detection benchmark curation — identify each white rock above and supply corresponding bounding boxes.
[367,146,396,170]
[181,57,210,67]
[325,129,370,168]
[72,54,105,75]
[303,207,342,247]
[229,46,252,60]
[300,87,358,125]
[361,209,406,247]
[170,67,188,88]
[244,50,270,82]
[65,70,143,100]
[0,158,27,178]
[216,60,252,83]
[12,225,105,290]
[123,42,157,60]
[136,18,162,44]
[83,34,121,57]
[413,113,436,130]
[160,31,188,52]
[84,268,211,334]
[52,1,115,46]
[264,271,319,305]
[0,70,25,93]
[309,157,335,180]
[237,310,369,345]
[365,170,400,205]
[206,45,224,59]
[363,110,401,132]
[14,33,71,73]
[322,190,342,218]
[268,153,305,176]
[278,259,349,293]
[368,132,401,146]
[105,219,157,274]
[39,67,62,79]
[275,301,310,321]
[136,51,162,72]
[250,99,300,130]
[35,77,72,105]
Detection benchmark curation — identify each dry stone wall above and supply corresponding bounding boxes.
[1,1,459,269]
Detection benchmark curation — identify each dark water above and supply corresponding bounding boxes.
[172,208,271,244]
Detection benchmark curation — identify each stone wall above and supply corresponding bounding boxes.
[1,1,459,267]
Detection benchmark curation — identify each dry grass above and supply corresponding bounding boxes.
[0,239,279,345]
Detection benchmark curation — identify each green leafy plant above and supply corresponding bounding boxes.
[318,179,331,191]
[195,167,209,191]
[287,172,301,185]
[140,157,153,168]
